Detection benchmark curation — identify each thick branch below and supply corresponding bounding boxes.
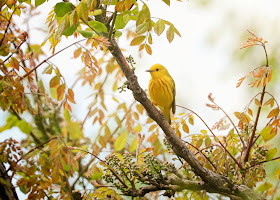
[108,39,264,200]
[0,163,19,200]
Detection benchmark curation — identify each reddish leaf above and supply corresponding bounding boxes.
[67,88,76,104]
[10,57,19,70]
[267,107,279,118]
[248,108,253,116]
[57,84,65,101]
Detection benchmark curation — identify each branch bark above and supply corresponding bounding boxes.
[108,39,264,200]
[0,163,19,200]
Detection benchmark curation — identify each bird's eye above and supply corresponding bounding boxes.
[156,69,159,71]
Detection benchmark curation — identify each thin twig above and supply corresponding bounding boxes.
[243,85,266,163]
[177,105,243,169]
[81,73,109,128]
[20,39,87,80]
[212,101,245,147]
[243,43,269,163]
[7,137,58,173]
[0,8,15,46]
[69,147,129,188]
[250,156,280,168]
[184,141,217,171]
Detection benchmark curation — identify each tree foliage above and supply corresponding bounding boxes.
[0,0,279,200]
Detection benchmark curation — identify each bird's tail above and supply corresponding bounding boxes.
[163,108,171,124]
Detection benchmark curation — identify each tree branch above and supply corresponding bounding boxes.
[243,43,269,163]
[107,39,263,199]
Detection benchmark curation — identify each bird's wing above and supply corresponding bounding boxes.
[171,78,176,114]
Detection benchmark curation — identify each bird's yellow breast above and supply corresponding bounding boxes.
[149,76,174,109]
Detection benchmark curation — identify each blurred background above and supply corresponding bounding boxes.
[1,0,280,198]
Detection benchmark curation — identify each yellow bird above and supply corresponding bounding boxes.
[146,64,176,124]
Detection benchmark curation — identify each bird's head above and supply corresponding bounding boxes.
[146,64,170,79]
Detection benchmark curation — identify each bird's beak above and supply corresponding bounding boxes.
[145,69,153,72]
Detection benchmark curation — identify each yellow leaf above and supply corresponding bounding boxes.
[114,131,127,151]
[255,98,262,107]
[166,25,175,43]
[129,138,138,152]
[134,124,142,132]
[130,35,146,46]
[139,43,145,51]
[201,130,207,134]
[176,129,181,138]
[182,123,189,133]
[148,33,152,44]
[188,116,194,125]
[248,108,253,116]
[74,47,82,58]
[154,19,165,36]
[145,44,152,55]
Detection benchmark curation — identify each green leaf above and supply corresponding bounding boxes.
[166,25,175,43]
[266,148,277,160]
[257,182,273,193]
[78,1,88,23]
[64,109,71,122]
[54,2,72,18]
[162,0,170,6]
[63,23,79,36]
[114,31,122,38]
[136,5,150,26]
[130,35,145,46]
[115,15,130,29]
[154,19,165,36]
[17,120,33,134]
[136,22,149,34]
[67,122,83,139]
[88,20,108,33]
[93,9,103,16]
[228,146,238,156]
[0,116,18,133]
[35,0,46,7]
[0,116,32,134]
[77,30,94,38]
[205,137,211,147]
[260,126,274,142]
[90,166,103,180]
[114,131,127,151]
[55,13,69,39]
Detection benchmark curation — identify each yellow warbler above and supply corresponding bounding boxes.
[146,64,176,124]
